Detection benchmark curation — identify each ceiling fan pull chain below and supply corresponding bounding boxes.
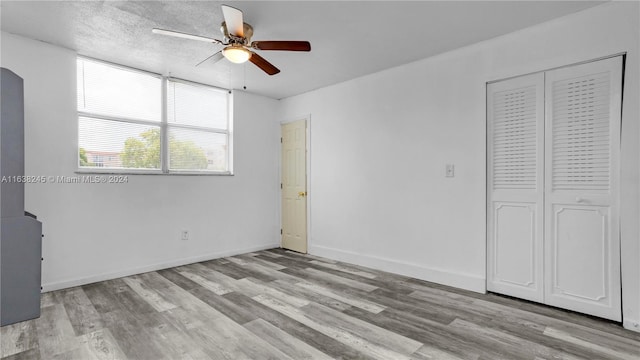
[243,64,247,90]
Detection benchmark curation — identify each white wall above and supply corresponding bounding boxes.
[0,32,281,291]
[279,1,640,331]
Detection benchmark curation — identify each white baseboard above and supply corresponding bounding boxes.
[42,243,280,292]
[623,318,640,333]
[309,245,486,293]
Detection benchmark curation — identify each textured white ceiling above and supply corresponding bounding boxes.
[0,1,604,99]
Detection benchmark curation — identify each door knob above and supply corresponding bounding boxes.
[298,191,307,197]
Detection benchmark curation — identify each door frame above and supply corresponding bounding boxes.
[279,114,311,253]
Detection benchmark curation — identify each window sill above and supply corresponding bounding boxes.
[75,169,234,176]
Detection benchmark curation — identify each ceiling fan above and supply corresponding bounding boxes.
[152,4,311,75]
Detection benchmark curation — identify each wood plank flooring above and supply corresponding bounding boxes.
[2,249,639,360]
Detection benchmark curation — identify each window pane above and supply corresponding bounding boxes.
[77,58,161,122]
[79,117,161,170]
[167,80,228,129]
[168,127,228,171]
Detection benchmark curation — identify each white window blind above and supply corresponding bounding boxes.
[77,60,161,122]
[167,80,228,129]
[79,117,161,169]
[551,72,611,191]
[166,80,230,172]
[492,85,538,189]
[77,57,232,174]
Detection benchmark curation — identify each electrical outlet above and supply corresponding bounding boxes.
[446,164,455,177]
[181,230,189,241]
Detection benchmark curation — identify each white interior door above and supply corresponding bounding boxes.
[487,73,545,302]
[281,120,307,253]
[544,57,622,321]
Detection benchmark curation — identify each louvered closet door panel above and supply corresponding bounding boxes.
[487,73,545,302]
[544,56,622,321]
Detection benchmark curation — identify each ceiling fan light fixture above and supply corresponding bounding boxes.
[222,46,251,64]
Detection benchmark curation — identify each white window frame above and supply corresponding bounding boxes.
[76,56,233,176]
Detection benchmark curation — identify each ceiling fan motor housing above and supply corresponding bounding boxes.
[221,22,254,44]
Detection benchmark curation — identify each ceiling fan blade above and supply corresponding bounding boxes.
[195,51,224,67]
[251,41,311,52]
[152,28,221,44]
[249,52,280,75]
[221,5,244,37]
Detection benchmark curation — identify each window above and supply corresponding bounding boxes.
[77,57,232,174]
[166,80,230,172]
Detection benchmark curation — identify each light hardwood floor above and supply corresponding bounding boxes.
[2,249,639,359]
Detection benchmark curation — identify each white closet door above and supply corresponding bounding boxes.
[544,57,622,321]
[487,73,545,302]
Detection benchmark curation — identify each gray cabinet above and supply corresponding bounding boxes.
[1,216,42,325]
[1,68,43,326]
[1,69,24,217]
